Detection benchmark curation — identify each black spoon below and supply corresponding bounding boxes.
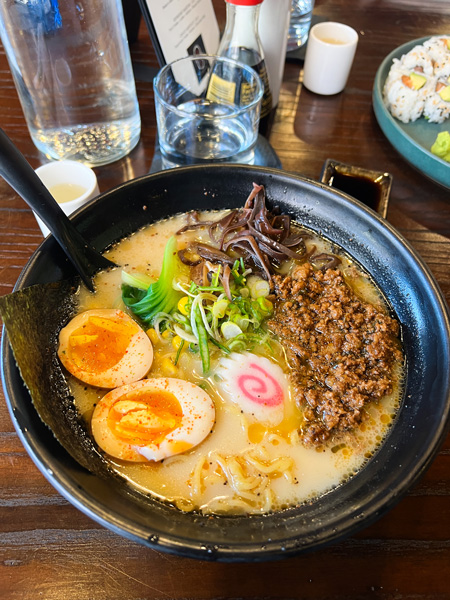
[0,128,117,292]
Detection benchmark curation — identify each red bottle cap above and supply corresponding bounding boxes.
[225,0,264,5]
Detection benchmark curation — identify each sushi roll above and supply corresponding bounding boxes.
[383,57,431,123]
[422,36,450,122]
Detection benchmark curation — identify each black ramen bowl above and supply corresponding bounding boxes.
[2,164,450,561]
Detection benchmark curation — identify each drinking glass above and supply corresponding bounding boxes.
[153,56,263,169]
[0,0,141,166]
[287,0,316,52]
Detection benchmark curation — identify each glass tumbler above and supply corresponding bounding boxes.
[287,0,316,52]
[153,56,263,169]
[0,0,141,166]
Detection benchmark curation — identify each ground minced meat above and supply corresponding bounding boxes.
[268,262,403,446]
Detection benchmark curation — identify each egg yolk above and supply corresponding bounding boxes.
[68,315,139,373]
[107,389,183,445]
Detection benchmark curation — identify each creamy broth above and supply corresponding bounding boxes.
[70,211,403,515]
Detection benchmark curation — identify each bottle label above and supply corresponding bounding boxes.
[252,59,272,119]
[206,74,236,105]
[205,60,272,121]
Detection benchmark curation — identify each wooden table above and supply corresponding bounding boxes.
[1,1,450,598]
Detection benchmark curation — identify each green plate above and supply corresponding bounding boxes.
[373,36,450,189]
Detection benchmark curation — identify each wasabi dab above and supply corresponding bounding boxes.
[431,131,450,162]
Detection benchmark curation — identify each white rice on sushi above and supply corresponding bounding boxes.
[401,44,434,76]
[424,79,450,123]
[423,36,450,78]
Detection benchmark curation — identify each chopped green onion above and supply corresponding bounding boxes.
[209,337,231,353]
[212,265,221,287]
[227,337,247,352]
[231,313,250,331]
[221,321,243,340]
[247,275,270,299]
[174,339,185,365]
[150,249,274,364]
[195,306,210,373]
[212,298,229,319]
[257,296,273,314]
[231,258,247,286]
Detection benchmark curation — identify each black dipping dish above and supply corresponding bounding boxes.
[320,158,393,219]
[1,165,450,562]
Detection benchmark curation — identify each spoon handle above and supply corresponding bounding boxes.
[0,129,115,291]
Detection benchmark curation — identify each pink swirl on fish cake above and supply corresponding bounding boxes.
[237,363,284,407]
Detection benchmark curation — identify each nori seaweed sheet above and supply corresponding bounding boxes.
[0,279,113,479]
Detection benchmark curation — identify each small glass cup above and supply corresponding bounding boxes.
[153,55,263,170]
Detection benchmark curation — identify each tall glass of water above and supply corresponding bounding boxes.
[287,0,316,52]
[0,0,141,166]
[154,56,263,170]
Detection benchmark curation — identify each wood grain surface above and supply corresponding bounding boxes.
[1,1,450,599]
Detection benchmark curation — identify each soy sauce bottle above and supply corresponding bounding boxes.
[217,0,273,137]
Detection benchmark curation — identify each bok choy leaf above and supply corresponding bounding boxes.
[122,236,184,326]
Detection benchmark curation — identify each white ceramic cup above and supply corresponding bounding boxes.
[34,160,100,237]
[303,22,359,95]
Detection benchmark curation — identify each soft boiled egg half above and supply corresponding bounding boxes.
[91,378,216,462]
[58,309,153,388]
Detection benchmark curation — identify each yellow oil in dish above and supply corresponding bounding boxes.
[50,183,87,203]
